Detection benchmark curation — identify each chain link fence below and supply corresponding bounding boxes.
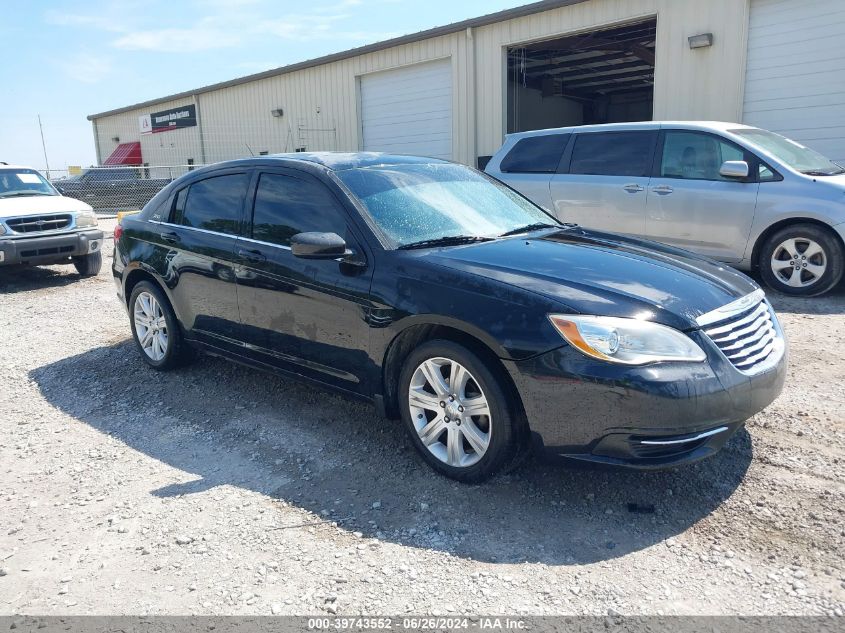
[45,164,210,214]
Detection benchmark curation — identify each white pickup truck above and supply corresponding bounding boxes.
[0,164,104,275]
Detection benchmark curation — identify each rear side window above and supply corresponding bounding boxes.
[569,131,657,177]
[499,134,570,173]
[172,173,249,235]
[251,173,348,246]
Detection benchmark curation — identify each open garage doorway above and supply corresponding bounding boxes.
[506,18,656,133]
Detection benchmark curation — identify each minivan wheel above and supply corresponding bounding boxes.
[398,340,518,483]
[128,281,190,370]
[759,224,844,296]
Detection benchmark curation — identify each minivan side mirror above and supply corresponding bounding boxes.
[291,232,349,259]
[719,160,749,179]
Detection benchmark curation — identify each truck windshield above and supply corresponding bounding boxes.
[731,128,845,176]
[0,169,58,198]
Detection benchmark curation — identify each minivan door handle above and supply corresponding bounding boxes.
[623,183,644,193]
[651,185,674,195]
[161,231,180,244]
[237,248,267,264]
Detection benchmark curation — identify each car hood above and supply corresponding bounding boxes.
[424,228,760,330]
[0,194,93,218]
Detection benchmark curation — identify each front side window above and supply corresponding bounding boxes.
[0,169,58,198]
[569,131,657,177]
[731,128,844,176]
[500,134,570,173]
[336,163,554,248]
[251,173,348,246]
[660,131,748,181]
[172,173,249,235]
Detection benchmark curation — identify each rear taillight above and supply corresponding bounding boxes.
[113,224,124,241]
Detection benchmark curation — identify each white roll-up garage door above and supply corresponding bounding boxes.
[743,0,845,162]
[360,58,452,160]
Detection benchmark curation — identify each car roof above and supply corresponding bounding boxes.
[506,121,759,140]
[203,152,452,173]
[0,163,39,170]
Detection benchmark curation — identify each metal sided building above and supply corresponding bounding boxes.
[88,0,845,170]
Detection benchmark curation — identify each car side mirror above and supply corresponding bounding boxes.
[719,160,749,179]
[291,232,349,259]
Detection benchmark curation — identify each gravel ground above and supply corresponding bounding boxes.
[1,219,843,616]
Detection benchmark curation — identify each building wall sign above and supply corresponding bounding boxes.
[139,114,152,134]
[150,104,197,133]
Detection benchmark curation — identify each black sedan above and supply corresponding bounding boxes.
[113,153,787,482]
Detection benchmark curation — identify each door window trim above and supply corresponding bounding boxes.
[558,130,659,177]
[652,129,779,183]
[164,168,253,237]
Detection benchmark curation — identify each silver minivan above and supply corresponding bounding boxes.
[485,122,845,296]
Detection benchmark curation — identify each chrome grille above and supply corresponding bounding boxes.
[6,214,72,234]
[698,291,783,374]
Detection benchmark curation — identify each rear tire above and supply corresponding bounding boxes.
[398,339,521,483]
[759,224,843,296]
[73,251,102,277]
[128,281,191,370]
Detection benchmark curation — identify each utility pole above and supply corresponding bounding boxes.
[37,114,51,179]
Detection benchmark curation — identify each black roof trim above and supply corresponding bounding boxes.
[87,0,586,120]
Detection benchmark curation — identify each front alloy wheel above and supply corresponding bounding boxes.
[399,340,522,483]
[760,224,843,296]
[408,357,492,468]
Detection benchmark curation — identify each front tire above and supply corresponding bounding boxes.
[73,251,102,276]
[128,281,191,370]
[759,224,844,296]
[398,340,520,483]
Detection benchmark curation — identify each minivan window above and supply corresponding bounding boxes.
[660,131,748,181]
[569,131,656,177]
[173,173,249,235]
[500,134,570,173]
[731,128,845,176]
[252,173,348,246]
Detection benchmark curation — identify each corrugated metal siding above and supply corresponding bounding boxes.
[92,0,750,167]
[743,0,845,162]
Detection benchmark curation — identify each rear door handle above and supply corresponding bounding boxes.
[238,248,266,263]
[161,231,180,244]
[652,185,674,195]
[623,183,644,193]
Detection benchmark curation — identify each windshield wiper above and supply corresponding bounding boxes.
[498,222,563,237]
[802,169,845,176]
[398,235,494,250]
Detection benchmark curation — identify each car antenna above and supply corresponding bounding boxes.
[245,143,255,157]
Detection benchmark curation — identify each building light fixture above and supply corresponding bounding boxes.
[688,33,713,49]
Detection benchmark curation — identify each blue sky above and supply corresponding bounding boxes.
[0,0,524,170]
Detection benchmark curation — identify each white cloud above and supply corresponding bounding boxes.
[57,52,112,84]
[112,26,241,52]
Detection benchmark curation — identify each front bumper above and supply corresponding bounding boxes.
[0,229,104,266]
[505,330,787,469]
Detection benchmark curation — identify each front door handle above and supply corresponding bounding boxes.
[623,183,644,193]
[238,248,266,263]
[652,185,674,195]
[161,231,180,244]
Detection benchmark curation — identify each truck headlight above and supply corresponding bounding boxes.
[549,314,707,365]
[75,210,98,228]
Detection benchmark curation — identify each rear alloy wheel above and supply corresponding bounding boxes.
[129,281,190,370]
[760,224,843,296]
[399,340,519,482]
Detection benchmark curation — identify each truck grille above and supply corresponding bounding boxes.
[6,214,72,234]
[700,296,782,373]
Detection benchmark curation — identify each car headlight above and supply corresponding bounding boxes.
[549,314,706,365]
[75,210,98,228]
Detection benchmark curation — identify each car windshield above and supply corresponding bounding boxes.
[0,168,58,198]
[336,163,557,248]
[731,128,845,176]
